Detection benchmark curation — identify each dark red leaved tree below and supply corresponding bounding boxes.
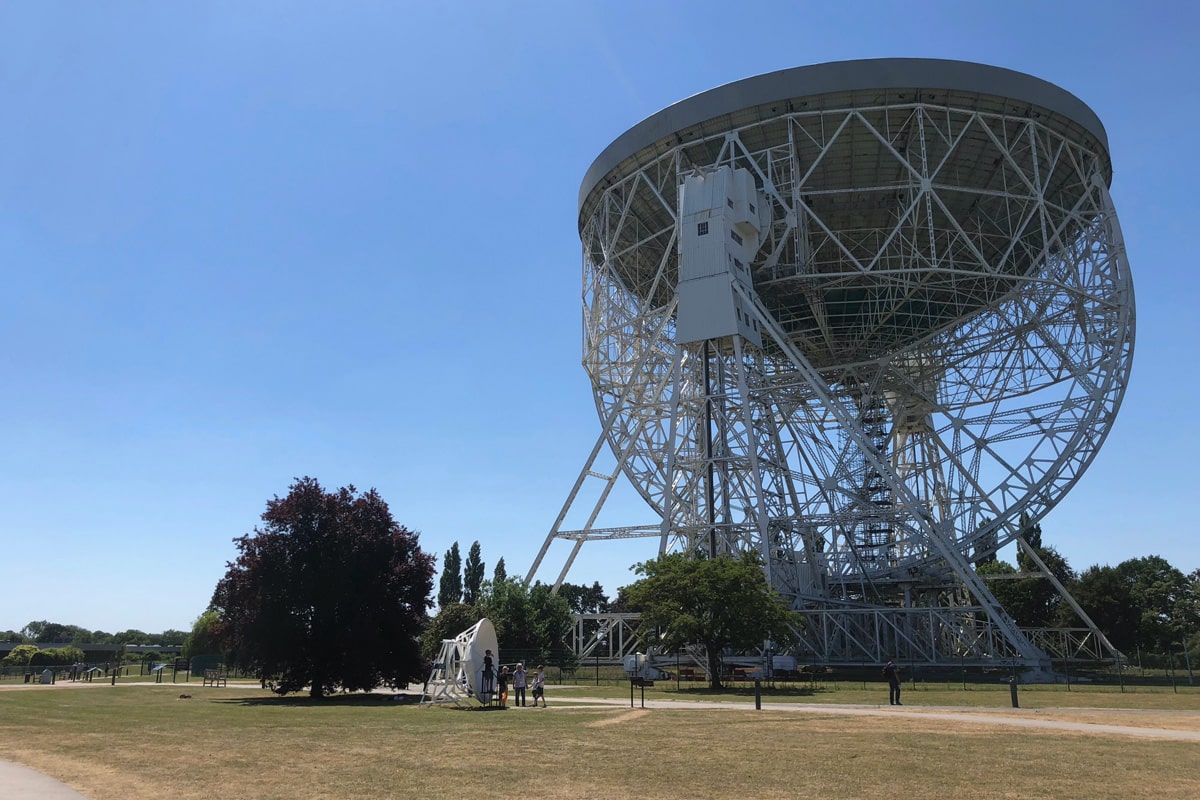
[211,477,434,698]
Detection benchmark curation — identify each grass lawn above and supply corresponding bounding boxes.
[1,682,1198,800]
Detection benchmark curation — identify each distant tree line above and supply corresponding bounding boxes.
[0,622,187,648]
[0,620,195,670]
[975,517,1199,663]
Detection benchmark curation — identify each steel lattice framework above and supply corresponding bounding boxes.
[528,60,1134,668]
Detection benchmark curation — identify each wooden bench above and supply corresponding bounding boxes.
[202,669,227,687]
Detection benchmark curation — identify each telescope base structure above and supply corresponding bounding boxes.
[531,60,1133,675]
[569,610,1117,675]
[420,638,474,708]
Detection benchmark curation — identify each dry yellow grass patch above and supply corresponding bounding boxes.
[1004,708,1200,731]
[1,685,1198,800]
[584,709,651,727]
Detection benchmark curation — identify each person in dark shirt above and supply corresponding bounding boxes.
[883,659,901,705]
[481,649,495,695]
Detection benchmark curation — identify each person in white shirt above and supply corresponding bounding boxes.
[530,664,546,708]
[512,663,527,707]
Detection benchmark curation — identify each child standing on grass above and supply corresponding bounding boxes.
[530,665,546,707]
[497,666,510,708]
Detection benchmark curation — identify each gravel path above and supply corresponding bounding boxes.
[557,695,1200,742]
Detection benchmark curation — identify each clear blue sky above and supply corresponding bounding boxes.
[2,1,1197,635]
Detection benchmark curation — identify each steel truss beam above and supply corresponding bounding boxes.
[562,610,1113,667]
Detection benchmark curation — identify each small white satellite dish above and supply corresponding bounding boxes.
[420,618,500,708]
[462,618,499,701]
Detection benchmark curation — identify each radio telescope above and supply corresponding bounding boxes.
[421,618,499,707]
[528,59,1133,668]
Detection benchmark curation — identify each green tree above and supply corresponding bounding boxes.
[1073,564,1139,652]
[972,517,998,566]
[0,630,25,643]
[975,517,1074,628]
[558,581,610,614]
[157,629,188,646]
[1020,515,1043,551]
[621,552,797,689]
[137,650,164,666]
[978,552,1074,628]
[182,611,223,660]
[112,630,150,646]
[19,622,95,644]
[529,582,576,669]
[1,644,38,667]
[29,646,85,667]
[19,621,48,641]
[1186,570,1200,666]
[478,578,534,650]
[608,584,637,613]
[420,602,481,660]
[438,542,463,607]
[1115,556,1197,652]
[477,579,574,667]
[211,477,435,698]
[463,541,485,605]
[63,625,95,644]
[1073,557,1198,655]
[493,557,507,584]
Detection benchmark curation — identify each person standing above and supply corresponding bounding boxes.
[497,665,510,708]
[481,649,496,696]
[512,662,527,707]
[883,659,901,705]
[531,664,547,708]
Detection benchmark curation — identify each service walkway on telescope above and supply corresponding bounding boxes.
[0,760,90,799]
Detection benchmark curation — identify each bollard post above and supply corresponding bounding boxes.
[754,678,761,710]
[1008,677,1019,708]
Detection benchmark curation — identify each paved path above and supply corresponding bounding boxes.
[0,760,90,799]
[559,696,1200,742]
